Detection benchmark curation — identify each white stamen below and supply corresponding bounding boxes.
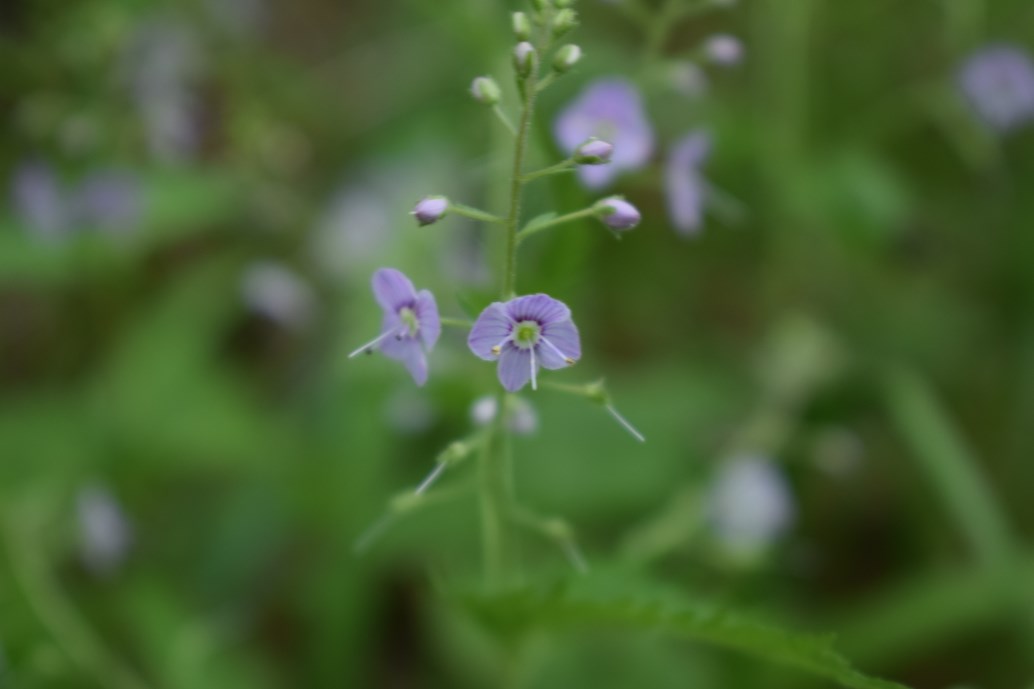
[490,335,512,357]
[348,326,404,359]
[540,334,576,366]
[414,462,446,496]
[606,403,645,443]
[530,346,537,390]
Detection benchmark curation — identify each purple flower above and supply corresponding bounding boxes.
[958,44,1034,133]
[241,261,316,330]
[11,161,68,240]
[76,484,133,577]
[468,294,581,392]
[665,131,712,236]
[574,137,614,165]
[554,79,655,189]
[74,170,142,234]
[412,196,449,226]
[594,196,641,230]
[350,268,440,386]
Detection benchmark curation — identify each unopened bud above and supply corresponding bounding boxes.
[513,41,537,78]
[573,137,613,165]
[551,8,578,37]
[553,44,582,73]
[594,196,641,230]
[412,196,449,226]
[470,76,501,105]
[512,12,532,40]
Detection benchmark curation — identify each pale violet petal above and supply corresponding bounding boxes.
[415,289,440,350]
[372,268,417,313]
[468,302,513,360]
[497,345,534,392]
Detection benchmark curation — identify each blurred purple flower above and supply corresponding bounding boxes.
[704,34,744,66]
[123,20,204,162]
[350,268,440,386]
[554,79,655,189]
[665,131,712,236]
[707,456,794,558]
[241,261,316,330]
[74,170,143,234]
[471,394,539,435]
[76,484,133,577]
[468,294,580,392]
[958,44,1034,133]
[11,161,69,240]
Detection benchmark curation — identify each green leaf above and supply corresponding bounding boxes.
[459,571,909,689]
[519,212,558,235]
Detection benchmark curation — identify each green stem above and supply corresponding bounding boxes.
[451,203,505,225]
[440,317,474,329]
[517,207,597,244]
[502,66,539,298]
[520,159,575,183]
[478,393,512,586]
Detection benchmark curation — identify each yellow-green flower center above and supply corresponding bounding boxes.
[513,320,541,349]
[399,307,419,337]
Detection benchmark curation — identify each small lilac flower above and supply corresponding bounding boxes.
[74,170,142,234]
[594,196,641,230]
[704,34,744,66]
[471,394,539,435]
[958,44,1034,133]
[412,196,449,226]
[574,137,614,165]
[10,161,68,240]
[241,261,316,330]
[554,79,655,188]
[350,268,440,386]
[468,294,581,392]
[707,456,794,558]
[665,131,712,236]
[76,484,133,577]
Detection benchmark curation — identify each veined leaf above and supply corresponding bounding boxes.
[459,571,908,689]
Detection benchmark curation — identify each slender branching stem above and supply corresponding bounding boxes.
[521,159,576,183]
[517,207,598,244]
[439,317,474,329]
[451,203,506,224]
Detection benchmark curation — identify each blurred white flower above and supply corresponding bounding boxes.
[76,484,133,577]
[707,456,794,557]
[470,395,538,436]
[241,261,316,330]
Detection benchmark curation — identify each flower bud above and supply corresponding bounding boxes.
[553,44,582,73]
[512,11,531,41]
[573,137,613,165]
[412,196,449,226]
[513,41,537,78]
[704,34,744,66]
[470,76,501,105]
[551,8,578,37]
[594,196,641,230]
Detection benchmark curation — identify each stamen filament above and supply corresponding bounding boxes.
[414,462,447,496]
[606,403,646,443]
[540,334,577,366]
[348,326,405,359]
[530,347,537,390]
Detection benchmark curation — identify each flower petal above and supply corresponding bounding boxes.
[506,293,570,326]
[380,336,428,386]
[372,268,417,314]
[539,320,581,369]
[666,131,712,236]
[468,302,513,360]
[415,289,440,350]
[497,345,534,392]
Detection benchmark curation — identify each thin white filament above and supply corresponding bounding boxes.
[539,334,575,365]
[606,404,646,443]
[348,326,403,359]
[414,462,446,496]
[530,346,537,390]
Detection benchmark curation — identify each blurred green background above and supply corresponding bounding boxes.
[2,0,1034,687]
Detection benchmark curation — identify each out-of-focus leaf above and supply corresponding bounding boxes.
[460,570,909,689]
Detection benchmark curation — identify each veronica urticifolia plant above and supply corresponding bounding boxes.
[350,0,645,587]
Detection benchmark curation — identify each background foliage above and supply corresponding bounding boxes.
[2,0,1033,687]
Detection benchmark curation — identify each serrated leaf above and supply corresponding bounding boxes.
[459,571,909,689]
